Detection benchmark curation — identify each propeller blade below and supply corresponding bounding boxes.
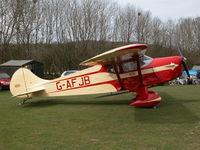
[178,47,184,58]
[178,47,190,78]
[182,60,190,78]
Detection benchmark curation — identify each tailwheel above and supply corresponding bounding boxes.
[18,96,32,105]
[153,106,157,109]
[130,90,161,108]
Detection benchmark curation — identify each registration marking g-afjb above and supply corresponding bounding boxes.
[56,75,91,91]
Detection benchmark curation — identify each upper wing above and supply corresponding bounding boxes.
[80,44,147,66]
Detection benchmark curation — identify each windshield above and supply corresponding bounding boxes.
[141,55,153,67]
[0,73,10,78]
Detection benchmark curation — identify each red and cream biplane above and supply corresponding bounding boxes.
[10,44,187,107]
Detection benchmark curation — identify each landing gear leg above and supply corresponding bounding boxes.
[130,87,161,108]
[19,96,32,105]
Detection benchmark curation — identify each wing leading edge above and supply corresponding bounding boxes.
[80,44,147,66]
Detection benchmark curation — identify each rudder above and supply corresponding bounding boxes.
[10,68,46,97]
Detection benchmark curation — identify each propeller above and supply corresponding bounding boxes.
[178,48,190,78]
[182,59,190,78]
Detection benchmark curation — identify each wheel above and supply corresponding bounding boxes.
[18,102,24,105]
[0,84,2,91]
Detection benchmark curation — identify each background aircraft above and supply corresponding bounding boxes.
[10,44,189,107]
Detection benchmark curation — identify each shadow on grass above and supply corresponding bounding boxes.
[23,98,132,107]
[22,91,200,124]
[134,92,200,124]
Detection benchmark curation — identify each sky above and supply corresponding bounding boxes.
[115,0,200,21]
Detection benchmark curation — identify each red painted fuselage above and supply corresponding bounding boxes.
[98,56,182,107]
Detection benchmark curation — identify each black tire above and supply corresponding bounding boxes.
[0,84,2,91]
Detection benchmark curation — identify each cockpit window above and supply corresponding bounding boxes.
[120,53,133,61]
[121,55,152,72]
[107,54,153,73]
[122,61,137,72]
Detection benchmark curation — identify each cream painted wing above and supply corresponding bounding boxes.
[80,44,147,66]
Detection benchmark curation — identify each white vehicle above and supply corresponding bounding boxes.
[61,70,79,77]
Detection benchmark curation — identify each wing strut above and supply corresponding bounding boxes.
[135,53,144,87]
[112,62,124,90]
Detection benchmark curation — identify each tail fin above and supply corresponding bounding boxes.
[10,68,47,97]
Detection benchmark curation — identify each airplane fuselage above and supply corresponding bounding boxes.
[31,56,182,98]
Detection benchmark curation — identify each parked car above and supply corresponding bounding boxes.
[0,72,11,90]
[61,70,79,77]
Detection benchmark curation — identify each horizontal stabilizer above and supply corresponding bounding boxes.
[13,87,45,97]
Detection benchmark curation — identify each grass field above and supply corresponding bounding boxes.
[0,85,200,150]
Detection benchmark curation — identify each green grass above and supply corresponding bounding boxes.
[1,85,200,150]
